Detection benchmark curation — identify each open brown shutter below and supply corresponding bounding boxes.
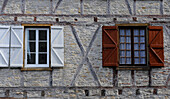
[102,26,118,67]
[149,26,164,66]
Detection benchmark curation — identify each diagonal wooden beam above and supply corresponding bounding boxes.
[53,0,63,13]
[70,25,101,86]
[125,0,132,15]
[107,0,110,14]
[50,0,53,14]
[160,0,163,15]
[86,57,101,86]
[21,0,25,14]
[164,25,170,37]
[166,74,170,86]
[1,0,8,14]
[80,0,83,15]
[70,25,85,56]
[133,0,136,15]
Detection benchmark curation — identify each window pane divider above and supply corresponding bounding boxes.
[36,29,38,65]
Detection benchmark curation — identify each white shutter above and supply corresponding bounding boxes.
[51,26,64,67]
[0,26,10,67]
[10,26,23,67]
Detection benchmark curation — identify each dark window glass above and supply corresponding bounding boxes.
[39,30,47,40]
[28,30,36,40]
[27,29,48,65]
[133,29,146,64]
[119,29,131,64]
[27,54,36,64]
[39,54,47,64]
[39,42,47,52]
[119,28,146,65]
[28,42,36,52]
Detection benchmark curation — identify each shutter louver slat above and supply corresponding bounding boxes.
[102,26,118,67]
[51,26,64,67]
[10,26,24,67]
[0,26,10,67]
[149,26,164,67]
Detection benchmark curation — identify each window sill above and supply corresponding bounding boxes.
[21,67,52,71]
[116,66,150,70]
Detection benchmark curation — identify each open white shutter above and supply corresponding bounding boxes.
[51,26,64,67]
[10,26,23,67]
[0,26,10,67]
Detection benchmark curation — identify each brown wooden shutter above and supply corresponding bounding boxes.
[149,26,164,66]
[102,26,118,67]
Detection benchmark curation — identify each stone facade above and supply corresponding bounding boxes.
[0,0,169,98]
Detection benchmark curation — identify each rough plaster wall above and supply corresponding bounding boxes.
[84,0,107,14]
[25,0,51,14]
[0,69,21,87]
[136,0,160,15]
[23,71,50,87]
[110,0,131,15]
[53,0,80,14]
[4,0,22,14]
[0,0,169,98]
[164,0,170,15]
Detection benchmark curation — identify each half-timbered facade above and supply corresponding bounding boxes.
[0,0,169,98]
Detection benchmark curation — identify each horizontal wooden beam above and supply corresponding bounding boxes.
[0,14,170,18]
[0,86,169,89]
[21,68,52,71]
[116,23,149,26]
[22,24,52,26]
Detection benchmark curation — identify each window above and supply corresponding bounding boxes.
[0,25,64,69]
[119,27,146,65]
[102,24,164,69]
[25,28,49,67]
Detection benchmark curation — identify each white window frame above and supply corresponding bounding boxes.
[25,28,49,68]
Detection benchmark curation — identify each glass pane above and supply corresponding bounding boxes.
[140,44,145,50]
[134,37,139,42]
[126,51,131,57]
[140,37,145,43]
[28,42,36,52]
[39,54,47,64]
[39,42,47,52]
[28,30,36,40]
[120,58,125,64]
[120,51,125,57]
[134,44,139,50]
[39,30,47,40]
[140,30,145,36]
[126,29,131,35]
[134,51,139,57]
[134,29,139,35]
[120,44,125,49]
[126,43,131,49]
[120,37,125,43]
[126,58,131,64]
[141,58,145,64]
[134,58,139,64]
[120,29,125,35]
[126,37,131,43]
[140,51,145,57]
[27,54,35,64]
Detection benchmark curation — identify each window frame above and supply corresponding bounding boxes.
[116,23,150,70]
[25,28,50,68]
[118,26,147,66]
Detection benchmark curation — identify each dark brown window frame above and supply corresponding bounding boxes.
[116,24,149,70]
[119,26,147,66]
